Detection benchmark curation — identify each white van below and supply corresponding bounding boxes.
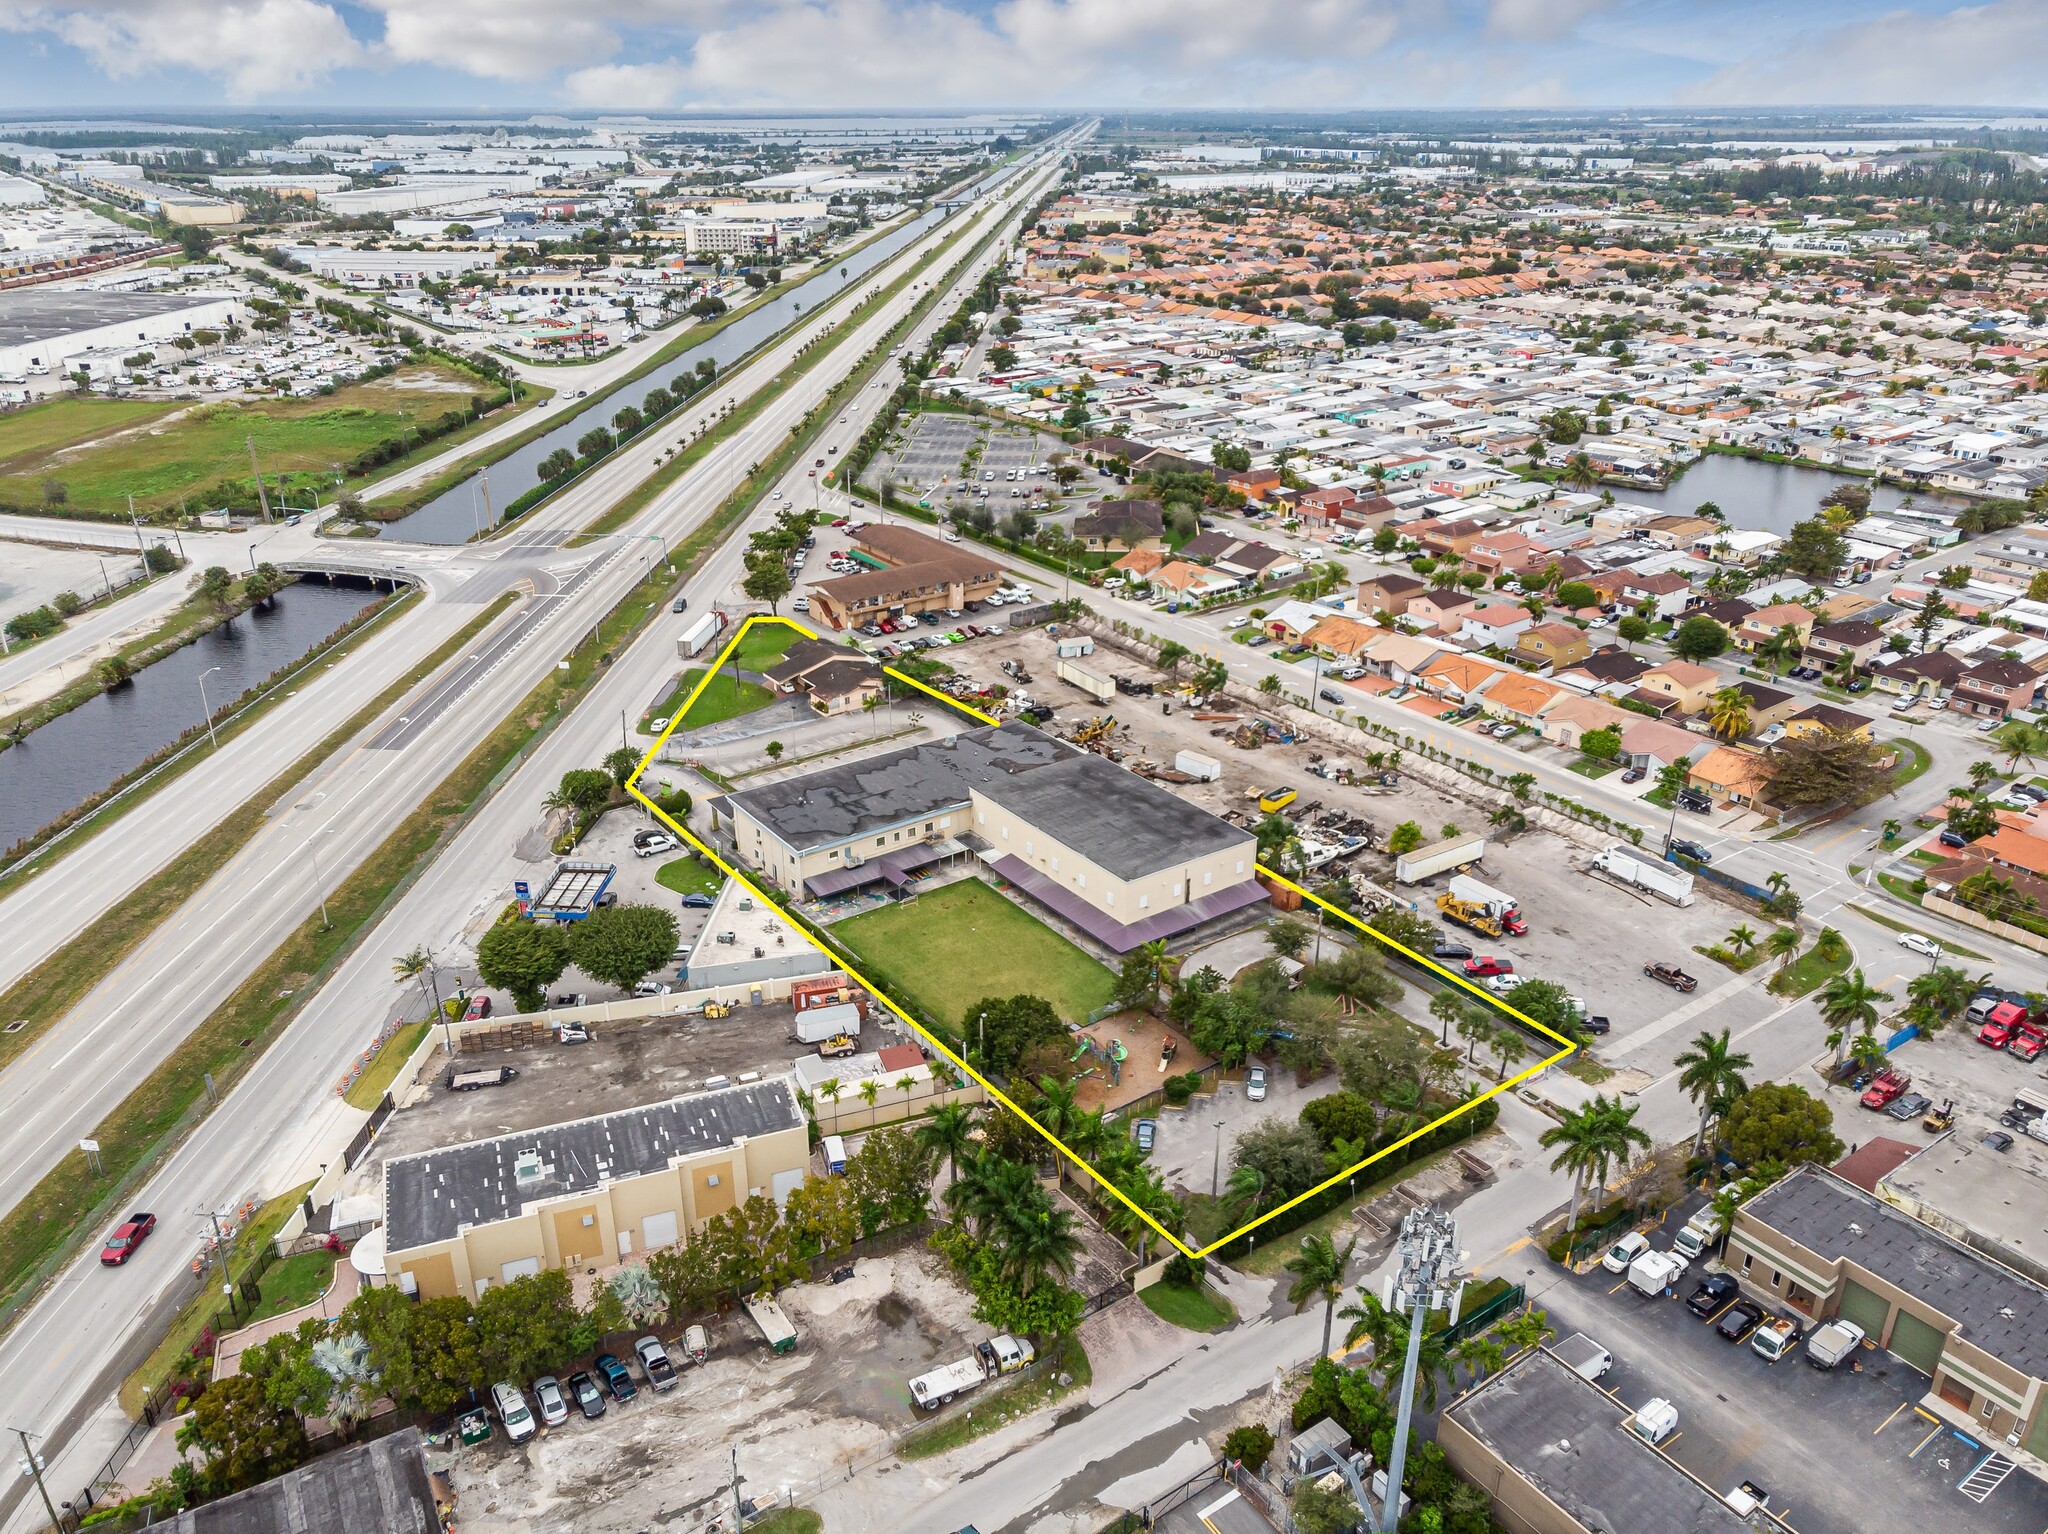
[492,1382,536,1442]
[823,1134,848,1174]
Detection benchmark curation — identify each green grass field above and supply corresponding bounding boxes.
[832,877,1116,1026]
[647,627,803,732]
[242,1248,339,1325]
[656,853,724,899]
[0,365,486,514]
[1139,1281,1236,1332]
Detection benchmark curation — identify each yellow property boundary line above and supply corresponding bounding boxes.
[627,615,1576,1259]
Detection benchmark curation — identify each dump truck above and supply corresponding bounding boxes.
[1589,846,1696,907]
[744,1296,797,1354]
[1447,874,1528,935]
[910,1355,990,1411]
[1055,658,1114,703]
[1437,892,1507,939]
[1174,749,1222,782]
[1394,832,1486,885]
[794,1001,864,1046]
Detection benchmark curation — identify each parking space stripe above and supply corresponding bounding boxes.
[1877,1402,1910,1434]
[1910,1424,1945,1458]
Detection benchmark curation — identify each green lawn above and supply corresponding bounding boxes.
[244,1249,339,1325]
[343,1020,431,1110]
[1567,756,1621,779]
[832,877,1116,1026]
[0,396,177,465]
[1767,946,1852,998]
[1140,1281,1237,1332]
[747,1513,823,1534]
[649,669,774,730]
[656,853,724,899]
[0,364,488,515]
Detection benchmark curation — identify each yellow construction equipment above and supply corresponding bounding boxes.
[702,1001,732,1019]
[1436,892,1505,939]
[1071,716,1118,747]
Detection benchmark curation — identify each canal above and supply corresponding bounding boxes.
[1611,452,1953,537]
[0,578,383,854]
[379,160,1028,546]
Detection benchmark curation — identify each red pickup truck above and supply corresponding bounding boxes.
[1861,1067,1910,1110]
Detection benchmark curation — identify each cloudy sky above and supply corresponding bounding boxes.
[0,0,2044,114]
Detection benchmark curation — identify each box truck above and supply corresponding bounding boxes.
[1551,1333,1612,1384]
[794,1001,864,1046]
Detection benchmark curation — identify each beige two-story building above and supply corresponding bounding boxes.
[708,721,1264,952]
[382,1078,808,1302]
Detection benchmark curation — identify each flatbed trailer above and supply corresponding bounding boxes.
[533,859,616,921]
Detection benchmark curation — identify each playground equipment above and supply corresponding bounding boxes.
[1070,1033,1130,1088]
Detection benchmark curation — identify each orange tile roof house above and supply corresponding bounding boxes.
[1735,602,1816,651]
[1539,693,1638,750]
[1111,547,1167,578]
[1512,621,1592,672]
[1150,560,1239,598]
[1619,717,1706,771]
[1636,660,1720,715]
[1417,652,1507,703]
[1302,615,1381,658]
[1478,673,1567,725]
[1688,744,1771,807]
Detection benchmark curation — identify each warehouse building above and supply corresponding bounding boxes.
[708,721,1264,951]
[381,1077,808,1302]
[1731,1164,2048,1466]
[0,289,242,377]
[1439,1346,1760,1534]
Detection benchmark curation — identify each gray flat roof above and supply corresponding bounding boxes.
[0,289,230,347]
[727,721,1249,880]
[1445,1347,1758,1534]
[169,1426,437,1533]
[384,1077,803,1251]
[1747,1165,2048,1381]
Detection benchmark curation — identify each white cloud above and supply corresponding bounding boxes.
[0,0,364,95]
[1486,0,1612,43]
[1684,0,2048,105]
[365,0,726,83]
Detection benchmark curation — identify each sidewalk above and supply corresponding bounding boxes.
[214,1250,359,1381]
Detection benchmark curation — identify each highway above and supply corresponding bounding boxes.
[0,145,1046,999]
[0,133,1076,1533]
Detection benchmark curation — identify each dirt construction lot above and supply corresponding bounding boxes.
[451,1247,982,1533]
[941,623,1746,1060]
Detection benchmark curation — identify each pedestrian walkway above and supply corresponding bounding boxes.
[214,1250,360,1380]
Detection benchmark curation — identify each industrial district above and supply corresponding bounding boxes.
[11,82,2048,1534]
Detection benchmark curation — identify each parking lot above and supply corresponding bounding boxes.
[857,409,1079,517]
[449,1246,987,1533]
[1520,1236,2048,1534]
[1841,1001,2048,1161]
[935,622,1748,1066]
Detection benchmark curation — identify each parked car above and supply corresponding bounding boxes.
[1643,962,1698,992]
[594,1352,637,1402]
[1620,766,1646,783]
[1246,1065,1268,1101]
[635,1336,679,1392]
[99,1212,156,1267]
[1464,956,1515,978]
[567,1370,606,1419]
[1602,1232,1651,1274]
[681,892,717,908]
[1983,1131,2016,1152]
[1319,688,1346,706]
[1676,789,1714,814]
[1434,940,1474,962]
[492,1382,536,1443]
[1133,1118,1156,1152]
[634,834,679,859]
[1940,829,1972,848]
[1715,1301,1766,1343]
[1668,838,1711,863]
[1579,1014,1612,1036]
[532,1375,569,1427]
[1884,1092,1934,1122]
[463,994,493,1022]
[1686,1273,1738,1318]
[681,1324,709,1364]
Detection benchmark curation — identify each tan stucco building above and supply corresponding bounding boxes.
[382,1078,808,1302]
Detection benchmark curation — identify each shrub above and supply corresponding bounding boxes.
[1223,1424,1274,1474]
[1163,1253,1205,1287]
[1163,1077,1193,1106]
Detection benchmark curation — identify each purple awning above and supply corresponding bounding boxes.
[986,856,1269,952]
[804,841,953,898]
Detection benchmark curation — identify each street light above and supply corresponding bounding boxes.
[306,829,335,930]
[197,665,223,752]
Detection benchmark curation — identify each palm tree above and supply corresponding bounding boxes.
[1338,1287,1402,1359]
[1136,938,1170,1003]
[1284,1233,1359,1357]
[1455,1007,1494,1064]
[915,1102,978,1188]
[1725,924,1758,956]
[391,945,436,1017]
[1757,625,1804,676]
[1430,988,1465,1045]
[993,1188,1081,1297]
[1819,969,1892,1067]
[1673,1029,1752,1155]
[1490,1025,1527,1082]
[1994,719,2048,775]
[1564,453,1598,492]
[1705,685,1751,742]
[1032,1075,1082,1184]
[1540,1095,1650,1238]
[1906,965,1977,1029]
[1224,1163,1269,1215]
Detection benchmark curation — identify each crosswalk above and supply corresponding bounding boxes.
[1960,1451,2017,1502]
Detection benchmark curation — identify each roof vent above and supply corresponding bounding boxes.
[514,1150,546,1188]
[1848,1221,1863,1235]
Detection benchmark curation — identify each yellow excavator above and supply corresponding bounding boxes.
[1071,716,1118,747]
[1437,892,1506,939]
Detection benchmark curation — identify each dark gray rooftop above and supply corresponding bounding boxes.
[0,289,231,347]
[169,1426,437,1533]
[727,721,1248,879]
[1746,1165,2048,1381]
[1445,1347,1758,1534]
[384,1078,803,1251]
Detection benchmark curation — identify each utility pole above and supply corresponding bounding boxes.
[247,435,272,523]
[198,1206,240,1323]
[1378,1206,1464,1533]
[481,467,493,530]
[729,1446,744,1534]
[12,1427,61,1534]
[126,494,148,562]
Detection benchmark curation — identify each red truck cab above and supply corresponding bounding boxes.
[1500,909,1530,936]
[1979,1002,2030,1048]
[2010,1023,2048,1062]
[1861,1068,1909,1110]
